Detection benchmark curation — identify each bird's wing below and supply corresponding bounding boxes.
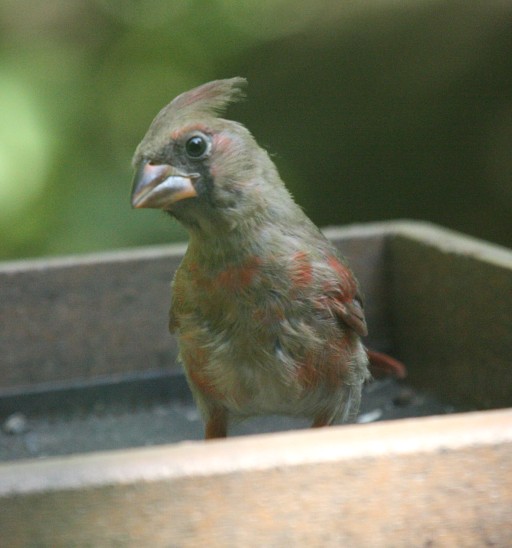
[169,307,178,333]
[330,292,368,337]
[169,280,183,334]
[325,256,368,337]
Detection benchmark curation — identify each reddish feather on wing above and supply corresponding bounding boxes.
[325,255,368,337]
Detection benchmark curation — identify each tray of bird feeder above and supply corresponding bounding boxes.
[0,220,511,546]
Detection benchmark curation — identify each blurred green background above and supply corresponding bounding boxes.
[1,0,511,261]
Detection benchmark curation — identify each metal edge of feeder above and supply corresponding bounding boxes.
[0,408,511,546]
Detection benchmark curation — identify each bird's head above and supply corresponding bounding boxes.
[131,77,288,234]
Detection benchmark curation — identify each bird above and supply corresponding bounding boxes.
[131,77,405,439]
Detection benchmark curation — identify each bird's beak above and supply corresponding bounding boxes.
[131,161,198,209]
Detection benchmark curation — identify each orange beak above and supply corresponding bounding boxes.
[131,161,198,209]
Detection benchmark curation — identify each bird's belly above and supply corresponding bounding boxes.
[203,346,358,422]
[188,338,302,414]
[178,317,363,420]
[176,277,368,420]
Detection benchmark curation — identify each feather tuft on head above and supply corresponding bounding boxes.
[150,77,246,129]
[133,77,247,165]
[170,77,247,117]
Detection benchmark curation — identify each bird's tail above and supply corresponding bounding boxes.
[366,349,407,379]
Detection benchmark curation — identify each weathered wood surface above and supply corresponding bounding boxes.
[0,409,511,547]
[385,222,512,409]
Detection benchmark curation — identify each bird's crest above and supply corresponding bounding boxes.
[170,77,247,117]
[151,77,246,129]
[133,77,247,165]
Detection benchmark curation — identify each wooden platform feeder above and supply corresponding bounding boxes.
[0,220,511,546]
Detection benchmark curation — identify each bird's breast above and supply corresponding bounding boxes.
[172,248,365,416]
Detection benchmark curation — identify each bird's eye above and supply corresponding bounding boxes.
[185,135,209,159]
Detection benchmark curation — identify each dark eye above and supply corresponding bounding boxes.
[185,135,209,159]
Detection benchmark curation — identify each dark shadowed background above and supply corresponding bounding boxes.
[1,0,511,260]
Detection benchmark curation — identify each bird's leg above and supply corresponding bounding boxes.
[204,407,228,439]
[311,413,332,428]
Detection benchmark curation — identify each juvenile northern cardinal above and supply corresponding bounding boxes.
[131,78,404,439]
